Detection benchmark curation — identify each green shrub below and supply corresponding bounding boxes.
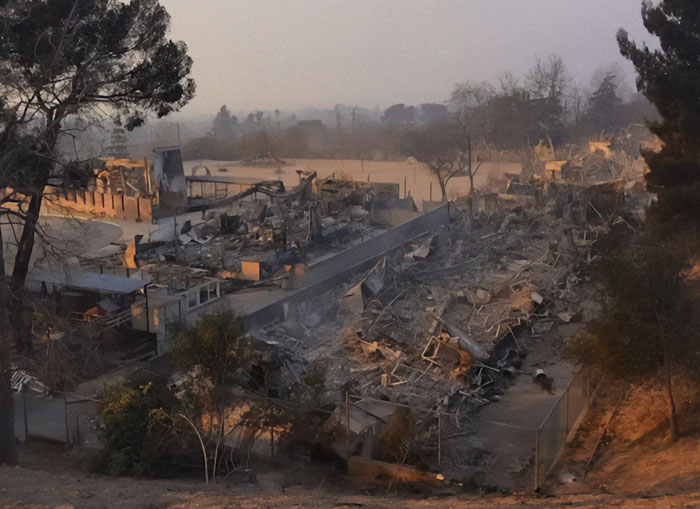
[169,311,250,388]
[98,374,179,477]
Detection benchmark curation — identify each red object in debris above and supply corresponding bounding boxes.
[84,306,107,321]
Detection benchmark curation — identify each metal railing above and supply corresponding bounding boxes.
[71,308,133,336]
[86,308,133,330]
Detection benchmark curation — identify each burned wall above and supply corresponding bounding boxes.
[41,186,153,222]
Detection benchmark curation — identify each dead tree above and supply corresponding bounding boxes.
[427,152,465,202]
[463,136,483,195]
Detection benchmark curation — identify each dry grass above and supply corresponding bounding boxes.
[6,432,700,508]
[553,377,700,499]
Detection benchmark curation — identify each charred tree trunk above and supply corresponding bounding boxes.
[0,226,18,465]
[9,189,44,355]
[664,365,679,443]
[467,136,474,195]
[438,179,447,202]
[0,341,15,466]
[467,137,475,218]
[657,313,680,443]
[11,189,43,289]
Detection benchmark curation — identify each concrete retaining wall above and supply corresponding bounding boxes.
[13,392,100,446]
[13,392,67,443]
[245,203,450,328]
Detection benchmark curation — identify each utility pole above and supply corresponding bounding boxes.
[467,136,474,218]
[468,136,473,194]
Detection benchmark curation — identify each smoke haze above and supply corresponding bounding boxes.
[160,0,653,116]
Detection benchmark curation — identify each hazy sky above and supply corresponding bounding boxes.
[159,0,654,117]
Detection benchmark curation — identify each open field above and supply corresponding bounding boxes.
[183,158,522,205]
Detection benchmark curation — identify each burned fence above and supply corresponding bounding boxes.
[470,366,598,490]
[534,365,597,489]
[337,366,598,491]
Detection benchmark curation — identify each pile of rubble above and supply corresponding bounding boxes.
[72,132,653,483]
[136,201,377,276]
[254,159,639,477]
[329,199,602,408]
[92,175,402,286]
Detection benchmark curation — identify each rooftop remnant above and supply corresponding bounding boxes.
[26,269,150,295]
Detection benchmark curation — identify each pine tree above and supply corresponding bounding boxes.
[584,73,622,133]
[0,0,194,466]
[619,2,700,225]
[212,105,237,140]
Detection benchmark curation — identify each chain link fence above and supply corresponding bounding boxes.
[345,366,598,490]
[12,366,597,490]
[534,366,597,489]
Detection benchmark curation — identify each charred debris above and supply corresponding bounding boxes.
[249,136,650,479]
[18,133,651,485]
[99,171,416,287]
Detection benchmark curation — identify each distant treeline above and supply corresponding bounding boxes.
[182,55,656,162]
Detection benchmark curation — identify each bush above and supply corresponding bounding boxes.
[169,311,250,388]
[98,374,180,477]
